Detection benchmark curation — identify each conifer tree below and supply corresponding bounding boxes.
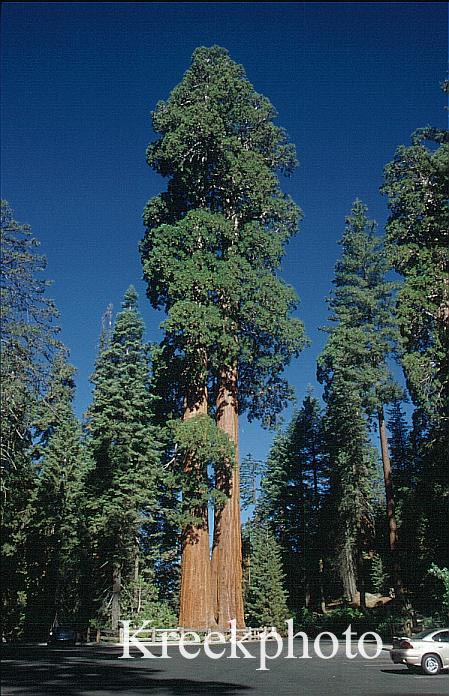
[141,46,305,628]
[382,123,449,425]
[387,402,412,489]
[322,379,376,602]
[86,287,162,630]
[1,201,60,640]
[318,200,402,592]
[258,391,327,612]
[382,118,449,579]
[243,523,290,628]
[25,354,91,639]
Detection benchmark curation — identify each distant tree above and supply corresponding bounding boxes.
[382,124,449,425]
[322,378,376,602]
[258,391,327,612]
[86,287,162,630]
[243,522,290,628]
[318,200,402,593]
[387,402,411,487]
[25,354,91,639]
[382,112,449,594]
[1,201,60,640]
[141,46,306,628]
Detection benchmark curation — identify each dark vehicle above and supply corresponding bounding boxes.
[47,627,77,646]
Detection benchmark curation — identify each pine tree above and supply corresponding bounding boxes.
[86,287,162,630]
[382,122,449,425]
[243,523,290,628]
[141,46,306,628]
[321,378,376,602]
[382,116,449,584]
[1,201,61,640]
[25,354,91,639]
[258,391,327,612]
[318,200,402,593]
[387,402,412,489]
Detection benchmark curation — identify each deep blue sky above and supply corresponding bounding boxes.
[2,2,447,463]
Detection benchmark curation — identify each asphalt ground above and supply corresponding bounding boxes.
[2,641,448,696]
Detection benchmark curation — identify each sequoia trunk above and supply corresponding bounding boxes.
[378,405,402,595]
[178,389,215,629]
[211,367,245,629]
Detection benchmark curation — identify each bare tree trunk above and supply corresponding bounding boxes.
[111,563,121,632]
[211,367,245,629]
[378,405,402,595]
[318,558,326,613]
[178,388,215,629]
[133,544,139,614]
[340,540,357,603]
[358,551,366,611]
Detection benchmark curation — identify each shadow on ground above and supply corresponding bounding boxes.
[1,645,251,695]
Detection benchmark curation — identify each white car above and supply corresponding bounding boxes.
[390,628,449,674]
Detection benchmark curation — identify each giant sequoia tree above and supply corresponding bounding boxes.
[141,46,305,628]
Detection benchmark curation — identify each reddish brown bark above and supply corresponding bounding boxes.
[378,405,402,596]
[211,367,245,629]
[378,406,398,552]
[178,389,215,629]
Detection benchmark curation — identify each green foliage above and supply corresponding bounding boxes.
[25,353,92,638]
[370,553,389,595]
[321,379,376,601]
[244,522,290,628]
[86,287,167,625]
[169,413,234,523]
[240,453,264,509]
[257,390,328,612]
[382,120,449,598]
[135,599,178,628]
[296,606,369,637]
[382,127,449,425]
[141,46,306,425]
[317,200,400,601]
[429,564,449,614]
[0,202,62,641]
[318,199,402,419]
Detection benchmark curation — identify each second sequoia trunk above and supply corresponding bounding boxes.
[178,389,215,629]
[211,367,245,629]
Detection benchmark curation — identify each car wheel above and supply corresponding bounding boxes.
[421,653,442,675]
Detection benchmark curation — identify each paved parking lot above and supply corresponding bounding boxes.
[2,642,448,695]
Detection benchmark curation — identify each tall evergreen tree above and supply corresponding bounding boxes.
[382,118,449,581]
[1,201,60,640]
[318,200,402,592]
[86,287,162,630]
[140,46,306,628]
[258,391,327,612]
[322,378,376,602]
[243,523,290,628]
[382,122,449,425]
[387,401,412,489]
[25,354,91,639]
